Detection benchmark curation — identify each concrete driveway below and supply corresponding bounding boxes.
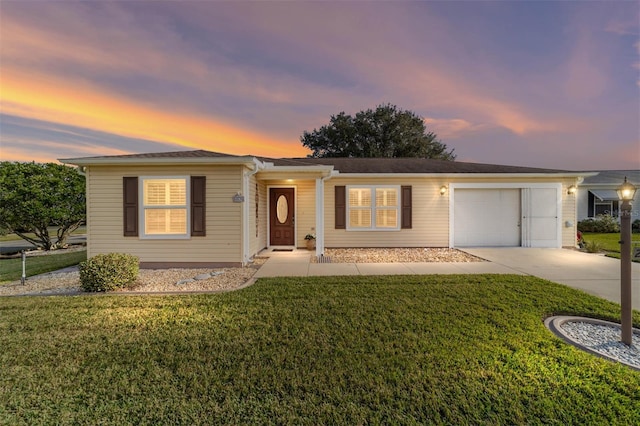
[462,248,640,310]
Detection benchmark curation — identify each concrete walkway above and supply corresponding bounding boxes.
[254,248,640,309]
[253,250,521,278]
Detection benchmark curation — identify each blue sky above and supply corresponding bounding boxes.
[1,0,638,170]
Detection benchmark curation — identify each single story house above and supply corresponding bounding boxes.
[576,170,640,221]
[61,150,593,268]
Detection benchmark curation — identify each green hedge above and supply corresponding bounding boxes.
[577,215,620,233]
[79,253,139,292]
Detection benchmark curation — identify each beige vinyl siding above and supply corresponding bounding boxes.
[294,180,316,248]
[562,179,579,248]
[86,165,243,263]
[325,176,579,248]
[325,177,449,247]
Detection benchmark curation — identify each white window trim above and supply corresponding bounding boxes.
[139,176,191,239]
[346,185,401,231]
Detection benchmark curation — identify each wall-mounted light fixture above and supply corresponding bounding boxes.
[440,185,448,196]
[567,185,577,195]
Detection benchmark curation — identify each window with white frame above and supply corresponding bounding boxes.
[594,199,618,217]
[142,177,189,237]
[348,186,399,230]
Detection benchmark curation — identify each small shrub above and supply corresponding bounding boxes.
[583,240,604,253]
[633,219,640,234]
[79,253,139,292]
[577,215,620,233]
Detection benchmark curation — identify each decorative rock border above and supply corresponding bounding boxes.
[545,316,640,371]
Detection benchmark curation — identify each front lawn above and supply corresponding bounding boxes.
[0,249,87,284]
[582,232,640,261]
[1,275,639,424]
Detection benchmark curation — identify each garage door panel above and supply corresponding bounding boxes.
[530,218,557,240]
[523,188,559,247]
[454,189,521,247]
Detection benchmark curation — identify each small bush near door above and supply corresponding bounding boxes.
[79,253,139,292]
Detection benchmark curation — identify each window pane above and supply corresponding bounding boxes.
[376,209,397,228]
[349,188,371,207]
[144,179,186,206]
[145,209,187,234]
[594,204,613,216]
[349,209,371,228]
[376,188,397,207]
[276,195,288,224]
[168,182,186,205]
[145,182,166,205]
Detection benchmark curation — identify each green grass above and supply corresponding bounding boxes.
[582,232,640,262]
[1,275,639,424]
[0,226,86,242]
[0,250,86,284]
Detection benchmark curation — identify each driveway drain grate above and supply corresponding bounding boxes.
[317,255,332,263]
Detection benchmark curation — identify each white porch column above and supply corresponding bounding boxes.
[242,170,250,265]
[315,177,325,256]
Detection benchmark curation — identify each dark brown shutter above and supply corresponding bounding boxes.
[191,176,206,236]
[123,177,138,236]
[401,185,412,229]
[335,185,346,229]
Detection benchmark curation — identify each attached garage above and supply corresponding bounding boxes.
[451,184,562,248]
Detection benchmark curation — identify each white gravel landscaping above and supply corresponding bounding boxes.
[0,260,266,296]
[546,316,640,370]
[312,248,483,263]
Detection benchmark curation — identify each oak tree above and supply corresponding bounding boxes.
[0,162,85,250]
[301,104,455,160]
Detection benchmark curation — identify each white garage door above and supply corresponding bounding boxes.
[454,189,521,247]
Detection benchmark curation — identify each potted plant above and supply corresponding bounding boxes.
[304,234,316,250]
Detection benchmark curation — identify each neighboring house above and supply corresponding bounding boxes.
[576,170,640,221]
[61,150,592,267]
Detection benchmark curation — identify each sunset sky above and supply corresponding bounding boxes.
[1,1,638,170]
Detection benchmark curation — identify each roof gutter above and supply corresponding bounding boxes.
[260,163,335,177]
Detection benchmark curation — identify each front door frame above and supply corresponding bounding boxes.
[267,185,297,248]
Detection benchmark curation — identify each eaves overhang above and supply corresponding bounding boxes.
[256,164,335,180]
[59,155,259,167]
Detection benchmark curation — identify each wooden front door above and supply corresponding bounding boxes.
[270,188,295,246]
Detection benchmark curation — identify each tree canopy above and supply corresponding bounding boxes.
[0,162,86,250]
[301,104,456,160]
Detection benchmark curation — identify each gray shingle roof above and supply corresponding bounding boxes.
[580,170,640,185]
[62,149,582,174]
[266,156,572,174]
[71,149,240,160]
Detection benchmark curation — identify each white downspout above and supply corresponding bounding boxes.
[243,159,264,265]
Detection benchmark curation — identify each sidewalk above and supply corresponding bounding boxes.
[253,249,521,279]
